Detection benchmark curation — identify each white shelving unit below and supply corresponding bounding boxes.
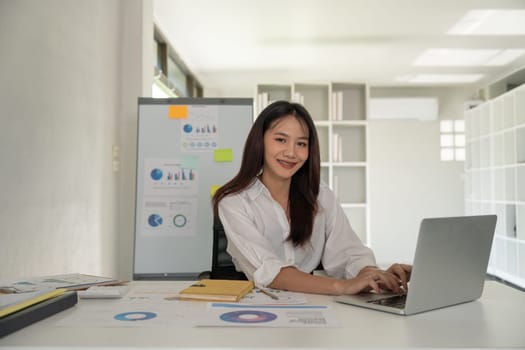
[464,83,525,288]
[256,83,369,244]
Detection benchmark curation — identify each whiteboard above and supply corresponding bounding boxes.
[133,98,253,279]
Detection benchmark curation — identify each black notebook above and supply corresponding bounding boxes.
[0,291,78,338]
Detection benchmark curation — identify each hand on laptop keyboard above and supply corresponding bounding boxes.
[386,263,412,292]
[353,265,411,295]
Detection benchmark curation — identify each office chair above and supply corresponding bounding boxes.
[207,217,247,280]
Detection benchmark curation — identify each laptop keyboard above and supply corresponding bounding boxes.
[367,294,407,309]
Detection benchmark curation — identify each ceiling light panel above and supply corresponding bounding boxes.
[448,10,525,35]
[396,74,484,84]
[484,49,525,66]
[413,49,525,66]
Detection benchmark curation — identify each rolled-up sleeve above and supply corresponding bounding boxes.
[218,195,293,287]
[320,186,376,279]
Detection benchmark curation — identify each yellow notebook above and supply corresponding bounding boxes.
[178,279,254,302]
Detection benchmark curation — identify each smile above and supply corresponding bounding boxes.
[277,160,297,169]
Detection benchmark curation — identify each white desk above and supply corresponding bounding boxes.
[0,280,524,349]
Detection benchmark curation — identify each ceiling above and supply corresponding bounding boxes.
[153,0,525,93]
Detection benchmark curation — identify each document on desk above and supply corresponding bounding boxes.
[55,299,203,328]
[54,285,203,328]
[197,303,340,328]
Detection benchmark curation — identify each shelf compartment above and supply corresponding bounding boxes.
[293,84,329,121]
[480,137,490,168]
[331,83,367,121]
[480,103,491,136]
[333,166,366,203]
[316,124,329,163]
[517,126,525,164]
[257,84,292,100]
[516,88,525,126]
[465,111,472,141]
[480,169,492,200]
[492,134,504,167]
[505,204,517,238]
[503,130,516,165]
[470,107,480,138]
[332,125,366,163]
[503,94,515,130]
[518,166,525,201]
[519,240,525,280]
[465,142,472,170]
[471,140,480,169]
[493,168,505,201]
[257,85,292,107]
[505,167,516,202]
[517,204,525,241]
[492,99,504,133]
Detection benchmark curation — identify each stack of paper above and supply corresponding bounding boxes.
[1,273,126,292]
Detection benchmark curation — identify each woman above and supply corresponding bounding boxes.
[212,100,411,295]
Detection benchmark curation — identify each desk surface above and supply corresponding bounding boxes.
[0,280,524,349]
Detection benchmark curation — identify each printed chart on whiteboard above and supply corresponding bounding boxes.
[180,105,219,151]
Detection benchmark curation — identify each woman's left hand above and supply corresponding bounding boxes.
[386,263,412,292]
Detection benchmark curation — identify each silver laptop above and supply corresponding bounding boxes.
[335,215,497,315]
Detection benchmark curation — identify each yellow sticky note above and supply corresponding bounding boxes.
[168,105,188,119]
[214,149,233,162]
[210,185,221,197]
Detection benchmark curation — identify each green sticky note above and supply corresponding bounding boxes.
[180,155,199,169]
[214,149,233,162]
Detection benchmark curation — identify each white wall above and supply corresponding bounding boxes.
[368,87,472,265]
[117,0,154,280]
[368,121,465,265]
[0,0,152,280]
[204,86,253,99]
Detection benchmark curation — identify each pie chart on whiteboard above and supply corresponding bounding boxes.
[148,214,163,227]
[173,214,187,228]
[150,168,163,181]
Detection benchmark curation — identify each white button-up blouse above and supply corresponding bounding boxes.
[218,179,376,288]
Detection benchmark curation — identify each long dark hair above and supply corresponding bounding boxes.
[212,100,321,246]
